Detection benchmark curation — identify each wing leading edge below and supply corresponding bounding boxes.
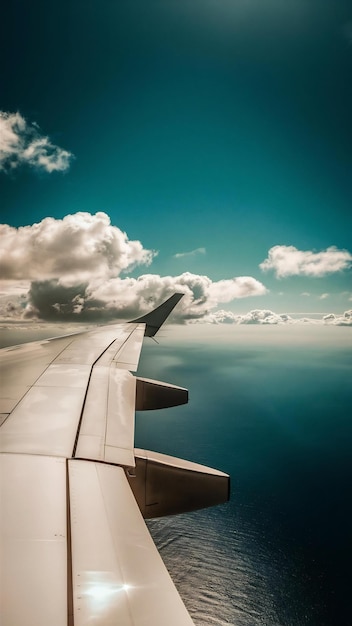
[0,293,230,626]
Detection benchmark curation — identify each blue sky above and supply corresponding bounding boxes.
[1,0,351,322]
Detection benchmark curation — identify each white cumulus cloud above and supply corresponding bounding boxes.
[0,212,156,283]
[260,245,352,278]
[0,111,74,173]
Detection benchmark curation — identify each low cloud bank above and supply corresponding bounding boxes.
[190,309,292,325]
[191,309,352,326]
[0,111,74,173]
[323,311,352,326]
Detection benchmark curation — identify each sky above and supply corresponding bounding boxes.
[1,0,351,324]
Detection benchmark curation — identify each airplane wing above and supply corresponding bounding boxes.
[0,294,230,626]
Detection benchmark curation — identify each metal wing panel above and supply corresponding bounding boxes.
[96,323,145,371]
[0,323,139,414]
[69,460,194,626]
[0,323,144,460]
[0,454,67,626]
[105,367,136,457]
[0,364,90,456]
[75,362,136,467]
[0,377,88,456]
[53,324,133,365]
[0,335,82,414]
[113,324,146,371]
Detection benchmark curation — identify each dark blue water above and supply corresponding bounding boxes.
[135,327,352,626]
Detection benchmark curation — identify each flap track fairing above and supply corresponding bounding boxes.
[127,449,230,519]
[135,377,188,411]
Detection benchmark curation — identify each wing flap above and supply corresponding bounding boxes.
[69,460,194,626]
[0,378,88,456]
[75,364,136,467]
[0,335,81,414]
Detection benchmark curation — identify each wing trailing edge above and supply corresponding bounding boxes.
[129,293,184,337]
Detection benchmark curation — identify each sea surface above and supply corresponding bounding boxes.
[1,323,351,625]
[134,325,352,626]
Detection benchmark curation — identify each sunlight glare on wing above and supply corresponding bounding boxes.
[85,581,132,602]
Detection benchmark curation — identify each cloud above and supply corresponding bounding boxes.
[191,309,352,326]
[260,245,352,278]
[2,213,351,329]
[319,293,329,300]
[323,310,352,326]
[193,309,239,324]
[0,212,156,283]
[3,275,351,329]
[207,277,267,303]
[301,292,310,297]
[21,272,267,322]
[173,247,206,259]
[238,310,293,325]
[0,280,30,298]
[0,212,267,322]
[0,111,74,173]
[194,309,293,325]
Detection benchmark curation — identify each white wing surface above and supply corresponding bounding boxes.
[0,293,229,625]
[69,461,194,626]
[0,323,143,461]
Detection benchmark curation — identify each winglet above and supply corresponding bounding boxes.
[129,293,184,337]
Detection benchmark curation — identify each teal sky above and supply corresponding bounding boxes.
[1,0,351,318]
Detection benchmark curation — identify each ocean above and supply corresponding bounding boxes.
[1,323,351,625]
[135,325,352,626]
